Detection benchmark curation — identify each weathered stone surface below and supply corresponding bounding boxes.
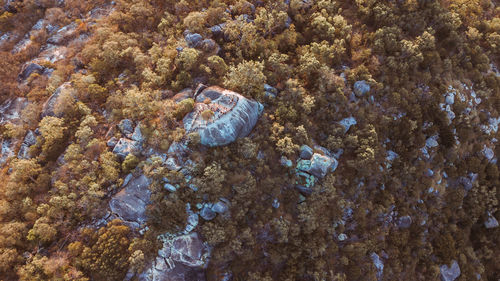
[484,213,499,229]
[297,153,337,178]
[17,130,36,159]
[118,119,134,136]
[107,137,118,148]
[0,97,28,124]
[299,145,313,160]
[109,174,151,226]
[41,82,72,117]
[185,33,203,48]
[339,117,357,133]
[397,215,412,229]
[183,86,263,147]
[18,63,44,82]
[370,253,384,281]
[164,183,177,192]
[131,124,144,143]
[47,22,77,45]
[200,205,216,221]
[354,80,370,96]
[212,201,228,214]
[143,233,209,281]
[112,138,140,159]
[440,260,460,281]
[0,139,15,166]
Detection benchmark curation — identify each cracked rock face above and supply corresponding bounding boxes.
[183,86,263,147]
[143,233,209,281]
[109,174,151,228]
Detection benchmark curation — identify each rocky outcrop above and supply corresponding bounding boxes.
[18,63,44,82]
[0,97,28,124]
[183,86,263,147]
[109,174,152,228]
[17,130,37,159]
[143,233,210,281]
[41,82,73,117]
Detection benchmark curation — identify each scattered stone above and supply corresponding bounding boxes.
[185,33,203,48]
[338,233,347,241]
[118,119,134,136]
[297,153,337,178]
[18,63,44,82]
[183,86,263,147]
[445,93,455,105]
[109,174,152,227]
[280,156,292,167]
[200,205,216,221]
[0,139,15,166]
[112,138,140,159]
[484,213,499,229]
[17,130,36,159]
[299,145,313,160]
[440,260,460,281]
[272,199,280,209]
[131,124,144,143]
[397,215,412,229]
[482,146,494,161]
[0,97,28,124]
[354,80,370,96]
[165,157,182,171]
[164,183,177,192]
[47,22,77,45]
[370,253,384,281]
[212,201,228,214]
[107,137,118,148]
[41,82,73,117]
[339,117,357,133]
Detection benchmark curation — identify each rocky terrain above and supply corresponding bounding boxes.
[0,0,499,281]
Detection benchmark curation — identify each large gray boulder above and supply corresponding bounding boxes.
[109,174,152,227]
[440,260,460,281]
[143,232,210,281]
[183,86,263,147]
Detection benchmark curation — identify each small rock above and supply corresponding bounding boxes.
[299,145,313,160]
[338,233,347,241]
[212,201,228,213]
[41,82,73,117]
[280,156,292,167]
[445,93,455,105]
[112,138,139,159]
[107,137,118,147]
[482,146,494,161]
[185,33,203,48]
[440,260,460,281]
[118,119,134,136]
[295,185,313,196]
[297,153,337,178]
[165,157,182,171]
[354,80,370,96]
[370,253,384,281]
[484,213,499,229]
[397,216,412,229]
[339,117,357,133]
[164,183,177,192]
[131,124,144,143]
[200,205,216,220]
[272,199,280,208]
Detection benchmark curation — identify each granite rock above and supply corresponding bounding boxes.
[183,86,263,147]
